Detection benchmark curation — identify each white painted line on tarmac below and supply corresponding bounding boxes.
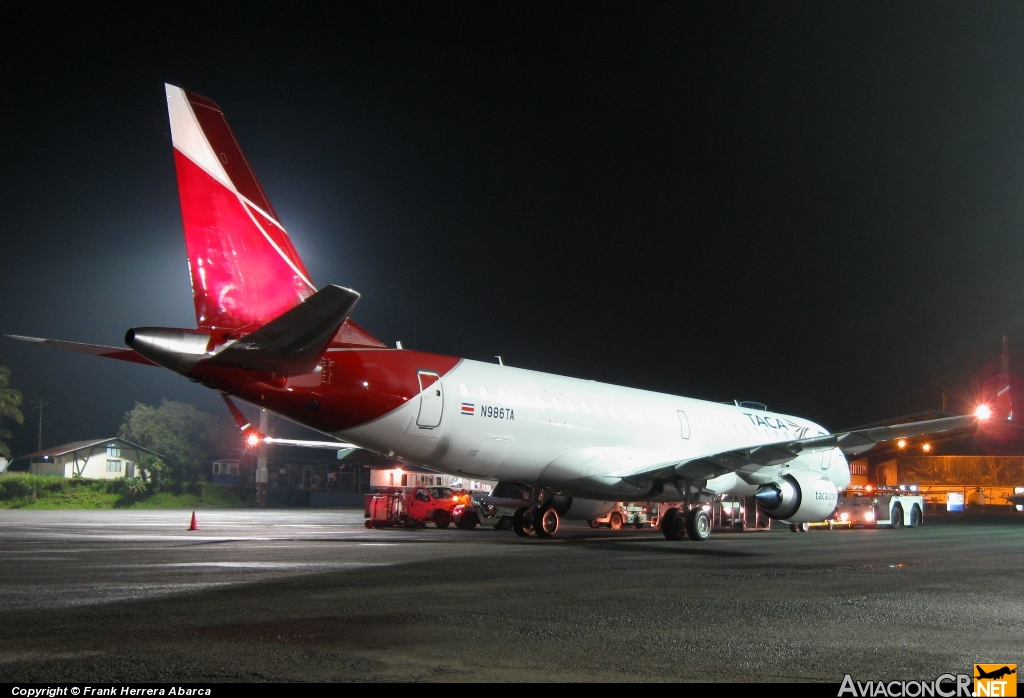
[150,561,384,569]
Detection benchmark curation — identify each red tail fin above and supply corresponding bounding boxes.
[166,84,318,332]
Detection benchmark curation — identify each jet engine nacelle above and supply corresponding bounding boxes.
[754,469,839,523]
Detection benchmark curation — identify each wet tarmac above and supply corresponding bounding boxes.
[0,509,1021,682]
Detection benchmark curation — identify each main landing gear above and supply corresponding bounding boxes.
[660,506,711,542]
[512,502,562,538]
[512,506,535,537]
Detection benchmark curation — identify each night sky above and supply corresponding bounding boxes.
[4,3,1024,456]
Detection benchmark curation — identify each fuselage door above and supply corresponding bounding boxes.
[677,410,691,439]
[416,371,444,428]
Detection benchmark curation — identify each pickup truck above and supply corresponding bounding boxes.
[365,486,462,528]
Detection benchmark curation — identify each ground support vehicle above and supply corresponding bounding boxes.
[709,495,772,532]
[795,489,924,531]
[474,482,532,531]
[868,490,924,528]
[364,486,461,529]
[452,497,513,530]
[587,496,770,535]
[587,502,658,530]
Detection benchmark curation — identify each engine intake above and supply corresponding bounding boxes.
[754,469,839,523]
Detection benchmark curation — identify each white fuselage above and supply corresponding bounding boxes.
[340,358,850,501]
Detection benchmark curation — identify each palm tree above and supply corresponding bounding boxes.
[0,365,25,460]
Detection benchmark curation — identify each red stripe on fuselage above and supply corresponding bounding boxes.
[186,348,460,432]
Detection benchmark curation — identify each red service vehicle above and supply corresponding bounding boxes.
[364,486,463,529]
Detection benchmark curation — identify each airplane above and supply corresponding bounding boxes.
[975,666,1016,681]
[7,85,990,540]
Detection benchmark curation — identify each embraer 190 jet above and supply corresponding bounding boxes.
[8,85,988,540]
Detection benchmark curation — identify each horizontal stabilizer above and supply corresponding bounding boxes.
[4,335,157,366]
[210,285,361,375]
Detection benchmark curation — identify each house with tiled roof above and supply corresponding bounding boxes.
[20,438,161,480]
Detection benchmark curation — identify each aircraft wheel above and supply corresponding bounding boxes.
[891,504,904,529]
[661,507,684,541]
[686,508,711,541]
[609,512,624,530]
[512,507,534,537]
[909,505,923,528]
[536,507,559,538]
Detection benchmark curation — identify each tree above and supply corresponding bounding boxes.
[118,400,224,491]
[0,366,25,460]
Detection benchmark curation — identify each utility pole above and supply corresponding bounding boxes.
[256,409,269,507]
[28,398,51,452]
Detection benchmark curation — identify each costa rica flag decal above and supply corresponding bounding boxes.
[461,403,475,416]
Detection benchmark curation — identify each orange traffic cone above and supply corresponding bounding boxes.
[188,511,198,530]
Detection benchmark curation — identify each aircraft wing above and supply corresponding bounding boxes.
[4,335,158,366]
[219,394,357,452]
[607,413,980,485]
[262,437,357,451]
